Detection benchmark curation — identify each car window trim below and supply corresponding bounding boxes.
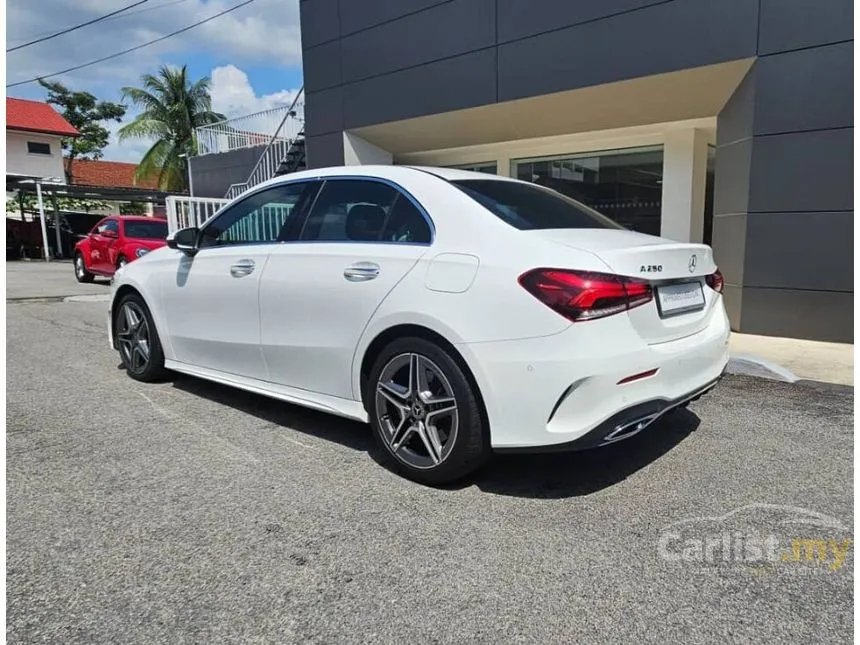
[292,175,435,246]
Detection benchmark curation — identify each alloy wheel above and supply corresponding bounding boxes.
[75,256,85,279]
[117,301,151,372]
[375,353,459,470]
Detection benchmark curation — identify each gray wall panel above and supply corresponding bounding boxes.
[713,139,751,216]
[300,0,339,48]
[744,211,854,291]
[710,214,747,287]
[716,67,756,147]
[303,39,342,92]
[748,128,853,213]
[758,0,853,55]
[341,0,495,83]
[497,0,758,101]
[338,0,449,35]
[754,42,853,135]
[496,0,664,43]
[305,132,344,168]
[341,48,497,129]
[188,146,267,199]
[740,287,854,342]
[304,86,343,136]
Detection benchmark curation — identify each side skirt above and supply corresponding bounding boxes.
[163,359,370,423]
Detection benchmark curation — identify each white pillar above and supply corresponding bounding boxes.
[35,181,51,261]
[343,132,393,165]
[495,154,512,177]
[660,128,709,242]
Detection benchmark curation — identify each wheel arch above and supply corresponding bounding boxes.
[357,324,489,430]
[110,283,170,358]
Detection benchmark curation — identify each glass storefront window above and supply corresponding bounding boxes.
[446,162,498,174]
[511,145,664,236]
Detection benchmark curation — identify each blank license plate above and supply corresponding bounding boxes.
[656,281,705,317]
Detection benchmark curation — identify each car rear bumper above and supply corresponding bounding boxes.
[458,304,731,450]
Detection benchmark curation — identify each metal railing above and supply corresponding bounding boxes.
[195,93,305,157]
[166,195,229,233]
[221,87,305,200]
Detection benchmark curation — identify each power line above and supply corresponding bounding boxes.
[7,1,150,53]
[7,0,257,89]
[8,0,193,46]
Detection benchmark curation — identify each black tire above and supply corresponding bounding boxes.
[74,252,94,283]
[114,292,169,382]
[366,336,491,486]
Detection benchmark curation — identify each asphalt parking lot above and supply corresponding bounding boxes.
[6,263,854,644]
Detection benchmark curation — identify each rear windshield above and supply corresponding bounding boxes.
[451,179,623,231]
[124,220,168,239]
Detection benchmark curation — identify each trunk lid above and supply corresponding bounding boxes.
[527,229,720,344]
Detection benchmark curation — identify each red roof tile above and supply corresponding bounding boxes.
[68,159,159,189]
[7,97,80,137]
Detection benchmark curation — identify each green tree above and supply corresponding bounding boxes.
[37,79,127,183]
[118,65,225,192]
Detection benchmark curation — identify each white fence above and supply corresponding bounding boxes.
[224,138,292,199]
[166,196,229,233]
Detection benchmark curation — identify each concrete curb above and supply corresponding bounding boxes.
[63,294,110,303]
[727,354,800,383]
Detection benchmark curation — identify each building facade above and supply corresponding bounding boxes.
[298,0,853,342]
[6,97,79,181]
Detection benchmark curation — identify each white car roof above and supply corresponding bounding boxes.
[254,164,522,188]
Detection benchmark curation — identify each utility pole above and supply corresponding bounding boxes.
[51,194,63,258]
[35,180,51,261]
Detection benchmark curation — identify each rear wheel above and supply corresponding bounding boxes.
[115,293,168,382]
[74,253,94,283]
[367,337,490,485]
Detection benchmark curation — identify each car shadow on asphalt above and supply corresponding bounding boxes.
[167,373,700,499]
[168,374,374,452]
[471,409,701,498]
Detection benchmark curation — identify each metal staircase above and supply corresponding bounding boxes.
[198,87,305,201]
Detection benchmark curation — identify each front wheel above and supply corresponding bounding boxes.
[114,293,169,382]
[74,253,94,283]
[367,337,490,485]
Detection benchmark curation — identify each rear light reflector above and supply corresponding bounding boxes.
[617,368,659,385]
[705,268,724,294]
[518,268,653,322]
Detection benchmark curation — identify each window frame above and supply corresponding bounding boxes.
[26,141,52,156]
[292,176,435,246]
[195,179,322,250]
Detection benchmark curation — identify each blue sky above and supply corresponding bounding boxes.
[6,0,305,161]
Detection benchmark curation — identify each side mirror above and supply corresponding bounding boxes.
[166,227,199,255]
[103,229,118,238]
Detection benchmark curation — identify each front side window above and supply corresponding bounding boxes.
[198,182,315,248]
[300,178,432,244]
[96,219,119,235]
[451,179,623,231]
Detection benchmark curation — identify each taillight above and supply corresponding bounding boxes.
[705,268,724,294]
[518,268,653,322]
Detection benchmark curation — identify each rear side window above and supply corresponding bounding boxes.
[300,178,432,244]
[451,179,623,231]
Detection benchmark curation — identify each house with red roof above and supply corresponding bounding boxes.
[6,97,79,183]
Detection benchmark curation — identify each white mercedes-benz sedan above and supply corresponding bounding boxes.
[108,165,730,484]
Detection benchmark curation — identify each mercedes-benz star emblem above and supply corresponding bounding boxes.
[688,254,697,273]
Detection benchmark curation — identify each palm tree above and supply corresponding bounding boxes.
[118,65,225,192]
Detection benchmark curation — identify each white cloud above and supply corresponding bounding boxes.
[6,0,304,163]
[210,64,302,117]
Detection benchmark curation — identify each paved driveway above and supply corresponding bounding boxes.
[6,292,854,644]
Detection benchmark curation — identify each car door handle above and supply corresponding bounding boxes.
[343,262,380,282]
[230,259,255,278]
